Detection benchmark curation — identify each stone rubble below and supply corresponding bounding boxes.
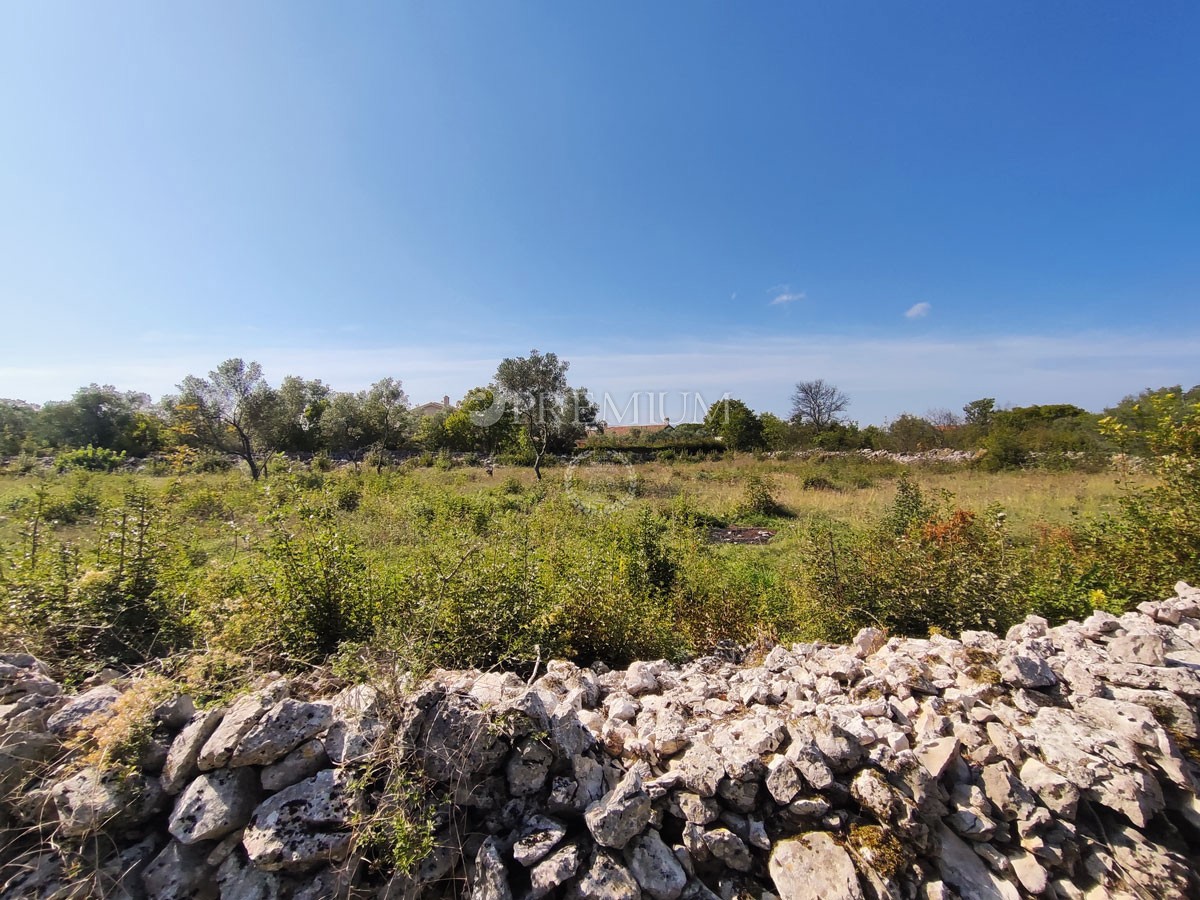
[2,581,1200,898]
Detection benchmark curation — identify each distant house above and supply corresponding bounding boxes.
[595,418,675,439]
[413,395,455,417]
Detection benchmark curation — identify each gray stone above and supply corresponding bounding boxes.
[169,767,261,844]
[1108,633,1167,667]
[46,685,120,737]
[702,828,752,872]
[507,737,554,796]
[851,768,899,823]
[0,728,59,795]
[52,766,164,837]
[155,694,197,730]
[934,824,1020,900]
[998,650,1056,689]
[980,762,1037,821]
[418,692,508,782]
[472,836,513,900]
[261,738,329,792]
[585,767,653,849]
[567,849,642,900]
[624,661,662,696]
[669,736,727,797]
[768,832,863,900]
[215,850,286,899]
[852,627,888,658]
[786,741,836,790]
[142,840,219,900]
[672,790,720,824]
[230,698,333,767]
[162,708,226,794]
[916,736,960,779]
[468,671,526,706]
[197,680,289,770]
[766,757,803,805]
[513,815,567,866]
[624,828,687,900]
[530,842,582,898]
[1006,850,1048,896]
[243,768,358,872]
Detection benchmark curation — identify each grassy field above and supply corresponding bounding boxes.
[0,452,1174,683]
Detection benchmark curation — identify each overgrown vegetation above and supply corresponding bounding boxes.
[1,390,1195,685]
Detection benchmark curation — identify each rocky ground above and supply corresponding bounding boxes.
[3,584,1200,899]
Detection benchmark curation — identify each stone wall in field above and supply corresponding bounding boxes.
[3,583,1200,899]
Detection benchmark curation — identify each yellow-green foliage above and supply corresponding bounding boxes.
[0,447,1191,678]
[72,675,174,772]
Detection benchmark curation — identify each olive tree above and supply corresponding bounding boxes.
[175,359,277,479]
[493,350,595,479]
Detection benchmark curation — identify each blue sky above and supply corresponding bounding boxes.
[1,2,1197,424]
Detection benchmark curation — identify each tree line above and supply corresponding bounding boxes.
[1,354,1196,475]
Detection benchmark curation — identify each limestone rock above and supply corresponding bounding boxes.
[507,737,554,796]
[934,825,1020,900]
[243,768,358,872]
[197,679,288,771]
[998,650,1056,690]
[142,840,219,900]
[585,767,653,849]
[530,842,582,898]
[46,685,120,737]
[261,738,329,792]
[229,698,333,767]
[472,837,513,900]
[161,708,226,794]
[768,832,863,900]
[567,849,642,900]
[703,827,753,872]
[624,827,687,900]
[513,814,567,866]
[325,683,385,766]
[169,767,261,844]
[417,692,509,783]
[52,766,164,837]
[1108,633,1167,667]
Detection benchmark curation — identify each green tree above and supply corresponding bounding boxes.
[1103,385,1200,455]
[759,412,794,451]
[703,398,765,451]
[962,398,996,428]
[319,378,410,466]
[0,399,38,455]
[269,376,330,453]
[175,359,276,479]
[32,385,162,456]
[887,413,943,453]
[443,388,519,455]
[493,349,572,480]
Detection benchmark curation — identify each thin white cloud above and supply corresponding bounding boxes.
[769,288,806,306]
[905,302,932,319]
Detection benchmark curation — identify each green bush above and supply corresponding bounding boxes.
[56,444,127,472]
[738,475,783,518]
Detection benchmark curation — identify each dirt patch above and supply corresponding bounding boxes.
[709,526,776,545]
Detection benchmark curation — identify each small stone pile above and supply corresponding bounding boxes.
[3,584,1200,899]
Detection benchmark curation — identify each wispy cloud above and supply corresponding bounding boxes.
[905,302,932,319]
[769,285,806,306]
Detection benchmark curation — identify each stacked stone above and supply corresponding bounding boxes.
[1,582,1199,899]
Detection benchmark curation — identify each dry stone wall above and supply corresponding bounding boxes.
[4,584,1200,899]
